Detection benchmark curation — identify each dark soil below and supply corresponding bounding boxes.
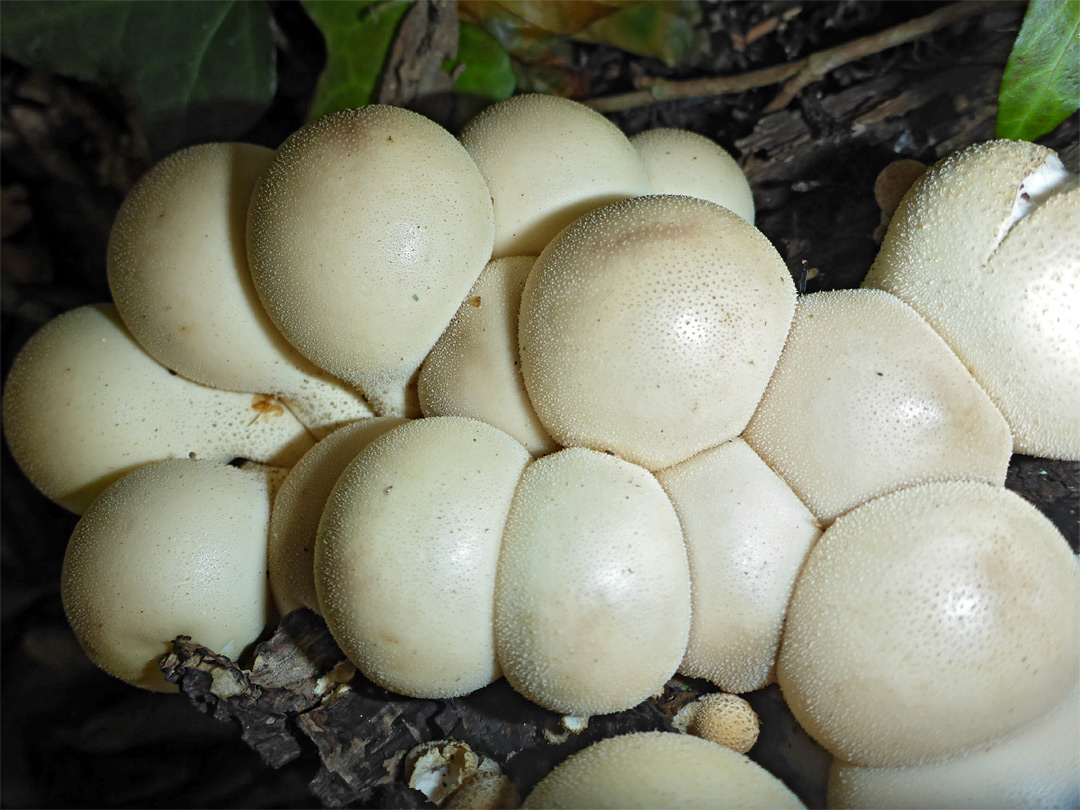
[2,2,1077,808]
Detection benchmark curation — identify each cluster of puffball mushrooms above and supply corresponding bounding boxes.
[3,93,1079,808]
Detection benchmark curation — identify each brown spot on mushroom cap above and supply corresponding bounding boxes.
[828,686,1080,809]
[418,256,558,456]
[777,480,1080,768]
[864,139,1080,460]
[519,195,795,471]
[268,416,407,615]
[61,459,278,691]
[631,127,755,222]
[656,439,821,692]
[247,106,494,416]
[521,731,803,808]
[1,304,314,513]
[316,417,530,698]
[459,93,649,258]
[743,289,1012,524]
[494,447,690,716]
[107,142,372,436]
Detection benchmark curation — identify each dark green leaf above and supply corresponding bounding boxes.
[448,23,516,100]
[302,0,409,120]
[997,0,1080,141]
[0,1,276,150]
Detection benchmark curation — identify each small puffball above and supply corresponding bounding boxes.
[656,438,821,692]
[631,128,755,222]
[445,770,518,810]
[828,686,1080,809]
[873,159,927,216]
[864,139,1080,459]
[674,693,761,755]
[743,289,1012,523]
[418,256,558,455]
[521,731,804,809]
[61,459,278,691]
[268,417,407,615]
[316,417,530,698]
[777,481,1080,768]
[459,93,649,257]
[494,447,690,716]
[248,106,494,416]
[107,141,372,437]
[519,195,795,471]
[1,304,313,513]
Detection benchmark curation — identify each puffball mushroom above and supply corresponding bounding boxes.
[316,417,530,698]
[777,480,1080,768]
[521,731,804,809]
[519,195,795,471]
[494,447,690,716]
[863,139,1080,459]
[1,304,313,513]
[61,458,278,691]
[673,692,761,755]
[655,438,821,693]
[459,93,650,257]
[247,106,494,417]
[743,289,1012,524]
[107,141,373,436]
[418,255,558,456]
[267,416,407,615]
[828,686,1080,809]
[630,128,755,222]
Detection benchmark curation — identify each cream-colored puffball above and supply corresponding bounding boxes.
[494,447,690,716]
[459,94,649,257]
[777,481,1080,768]
[519,195,795,471]
[107,142,372,436]
[828,686,1080,809]
[522,732,803,809]
[316,417,530,698]
[656,439,821,692]
[743,289,1012,523]
[268,417,407,615]
[418,256,558,455]
[248,106,494,416]
[1,304,313,513]
[674,692,761,755]
[864,139,1080,459]
[631,128,755,222]
[61,459,278,691]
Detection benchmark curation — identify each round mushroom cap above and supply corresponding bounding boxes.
[829,686,1080,809]
[743,289,1012,523]
[248,106,494,416]
[1,304,313,513]
[656,439,821,693]
[777,481,1080,768]
[494,447,690,716]
[521,731,803,809]
[674,692,761,755]
[61,459,277,691]
[519,195,795,471]
[631,128,755,222]
[316,417,530,698]
[863,139,1080,459]
[107,141,372,436]
[459,93,649,257]
[268,416,407,615]
[418,256,558,455]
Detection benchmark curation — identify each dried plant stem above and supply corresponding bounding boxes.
[584,1,1017,114]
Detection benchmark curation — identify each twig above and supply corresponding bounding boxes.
[584,1,1018,115]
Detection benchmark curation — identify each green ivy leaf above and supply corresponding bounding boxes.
[302,0,409,120]
[996,0,1080,141]
[448,23,516,100]
[0,0,275,151]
